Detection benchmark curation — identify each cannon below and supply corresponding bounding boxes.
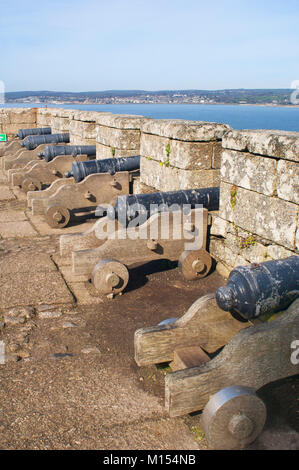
[65,156,141,182]
[0,128,52,158]
[59,187,219,296]
[22,133,70,150]
[17,127,51,140]
[109,187,219,227]
[9,145,96,191]
[216,256,299,320]
[39,145,96,163]
[9,153,96,192]
[3,142,66,172]
[28,155,141,228]
[134,257,299,449]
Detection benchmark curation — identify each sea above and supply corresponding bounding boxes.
[1,103,299,132]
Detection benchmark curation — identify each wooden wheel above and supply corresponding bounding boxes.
[45,204,70,228]
[91,259,129,295]
[22,177,42,193]
[178,249,212,280]
[201,385,266,450]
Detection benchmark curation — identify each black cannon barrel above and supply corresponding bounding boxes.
[108,187,220,226]
[216,256,299,320]
[17,127,52,140]
[39,145,97,162]
[22,133,70,150]
[65,155,140,182]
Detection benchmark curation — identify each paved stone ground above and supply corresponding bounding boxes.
[0,170,298,450]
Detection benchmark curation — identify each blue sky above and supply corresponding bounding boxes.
[1,0,298,91]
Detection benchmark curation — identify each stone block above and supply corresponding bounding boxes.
[0,271,73,308]
[140,156,220,191]
[209,237,237,268]
[0,185,15,201]
[140,132,222,170]
[266,244,296,260]
[210,213,228,237]
[50,117,71,133]
[141,119,230,141]
[96,125,140,150]
[222,129,299,162]
[277,160,299,204]
[219,182,297,250]
[7,108,37,124]
[95,113,146,129]
[96,142,140,159]
[0,220,37,238]
[221,149,277,196]
[70,120,97,140]
[69,135,97,146]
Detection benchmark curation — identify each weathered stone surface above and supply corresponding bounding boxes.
[209,238,237,268]
[222,129,299,162]
[50,117,71,133]
[277,160,299,204]
[38,311,62,319]
[266,244,296,260]
[210,213,229,237]
[4,307,35,325]
[96,125,140,149]
[70,120,97,140]
[140,132,222,170]
[95,142,139,159]
[73,110,111,122]
[221,149,277,196]
[219,182,297,250]
[69,135,97,146]
[0,210,27,223]
[141,119,230,141]
[140,156,220,191]
[0,251,56,275]
[95,113,146,129]
[0,221,37,238]
[1,123,34,136]
[133,179,156,195]
[0,271,74,308]
[0,108,37,125]
[0,185,15,201]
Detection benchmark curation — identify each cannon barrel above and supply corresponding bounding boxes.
[17,127,52,140]
[65,155,140,182]
[216,256,299,320]
[22,133,70,150]
[109,187,220,226]
[39,145,96,162]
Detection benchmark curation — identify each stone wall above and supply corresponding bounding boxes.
[37,108,145,156]
[95,114,148,159]
[0,108,37,138]
[210,129,299,277]
[0,107,298,273]
[139,119,230,191]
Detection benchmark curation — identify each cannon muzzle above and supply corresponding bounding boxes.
[216,256,299,320]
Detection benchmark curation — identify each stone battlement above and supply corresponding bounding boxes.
[1,107,298,274]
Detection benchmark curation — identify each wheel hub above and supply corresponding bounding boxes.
[228,414,254,439]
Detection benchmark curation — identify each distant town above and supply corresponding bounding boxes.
[5,89,295,106]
